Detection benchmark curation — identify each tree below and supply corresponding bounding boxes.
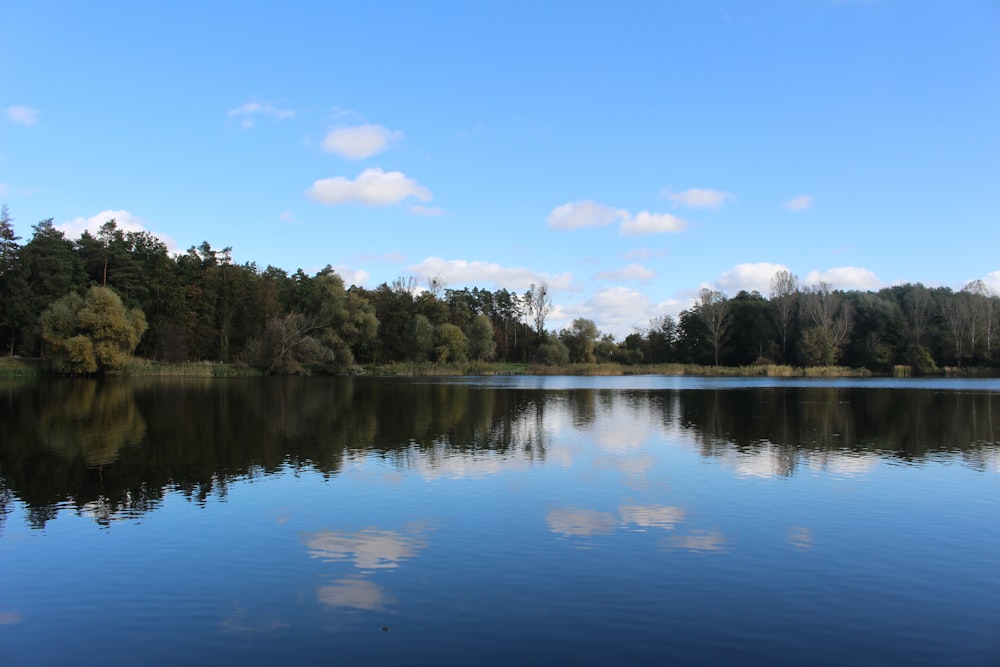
[40,286,147,374]
[411,314,435,362]
[466,314,496,361]
[533,338,569,365]
[938,289,973,366]
[902,283,933,346]
[769,269,799,361]
[434,323,468,363]
[20,219,82,352]
[724,290,779,365]
[0,206,30,355]
[644,315,676,363]
[696,288,730,366]
[525,282,552,336]
[561,317,599,363]
[800,282,853,364]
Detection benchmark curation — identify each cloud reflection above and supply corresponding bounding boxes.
[620,504,686,530]
[669,530,728,553]
[302,527,427,569]
[807,452,880,478]
[316,577,394,611]
[546,508,618,536]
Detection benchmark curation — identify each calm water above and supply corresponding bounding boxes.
[1,376,998,666]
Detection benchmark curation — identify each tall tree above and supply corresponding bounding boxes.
[0,206,30,355]
[800,282,853,364]
[466,313,497,361]
[696,288,730,366]
[769,269,799,361]
[525,282,552,336]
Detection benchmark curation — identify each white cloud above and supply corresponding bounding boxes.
[594,263,656,283]
[981,271,1000,294]
[662,187,733,210]
[785,194,813,211]
[58,209,180,254]
[228,101,295,128]
[408,205,446,217]
[547,200,625,230]
[307,168,432,206]
[804,266,882,290]
[0,184,8,197]
[620,211,687,236]
[322,124,401,160]
[6,106,40,126]
[279,211,296,223]
[716,262,791,295]
[570,286,667,337]
[331,264,370,287]
[408,256,572,291]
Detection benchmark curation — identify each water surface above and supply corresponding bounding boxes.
[1,376,998,666]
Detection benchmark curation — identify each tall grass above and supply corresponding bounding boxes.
[0,357,42,378]
[121,359,262,377]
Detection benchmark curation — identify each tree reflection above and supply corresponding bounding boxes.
[0,379,996,528]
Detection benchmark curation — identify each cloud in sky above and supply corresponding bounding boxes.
[307,168,432,206]
[548,200,687,236]
[6,105,40,126]
[332,264,371,287]
[594,263,656,283]
[662,187,733,210]
[409,256,573,291]
[981,271,1000,294]
[804,266,881,290]
[228,101,295,128]
[58,209,180,254]
[620,211,687,236]
[547,200,625,230]
[715,262,791,295]
[322,124,401,160]
[784,194,813,211]
[565,286,678,336]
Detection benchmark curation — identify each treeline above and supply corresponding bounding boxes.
[1,207,997,373]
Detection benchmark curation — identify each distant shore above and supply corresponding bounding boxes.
[4,356,997,379]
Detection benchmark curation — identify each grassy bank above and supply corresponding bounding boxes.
[364,361,874,378]
[0,357,43,378]
[121,360,263,377]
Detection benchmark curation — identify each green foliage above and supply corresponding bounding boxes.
[40,286,147,374]
[466,314,496,361]
[411,314,435,362]
[561,317,598,363]
[434,323,468,363]
[800,327,836,367]
[533,338,570,365]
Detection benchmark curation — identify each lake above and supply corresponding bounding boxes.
[1,376,998,666]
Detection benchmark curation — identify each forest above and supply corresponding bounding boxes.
[1,206,997,375]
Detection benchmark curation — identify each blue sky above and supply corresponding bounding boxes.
[2,1,998,337]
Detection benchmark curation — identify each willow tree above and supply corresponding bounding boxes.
[40,286,147,374]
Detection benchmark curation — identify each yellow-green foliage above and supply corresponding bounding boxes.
[40,286,148,374]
